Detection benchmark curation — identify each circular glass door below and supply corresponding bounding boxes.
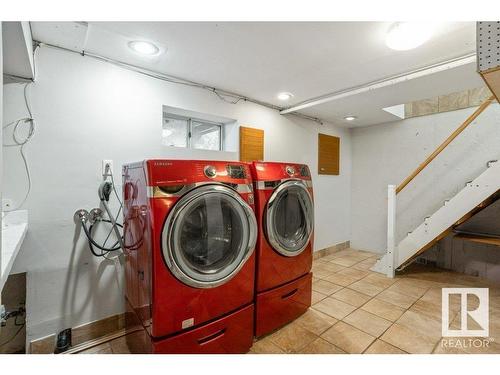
[266,180,314,257]
[162,184,257,288]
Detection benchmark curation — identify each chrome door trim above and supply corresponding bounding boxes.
[148,182,253,198]
[265,180,314,257]
[161,184,257,288]
[256,179,313,190]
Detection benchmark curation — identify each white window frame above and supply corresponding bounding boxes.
[163,113,224,151]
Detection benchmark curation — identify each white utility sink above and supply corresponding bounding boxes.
[1,210,28,293]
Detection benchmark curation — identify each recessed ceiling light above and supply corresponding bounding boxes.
[385,22,435,51]
[344,116,357,121]
[128,40,160,56]
[277,92,294,101]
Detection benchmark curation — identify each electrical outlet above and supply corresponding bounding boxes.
[102,159,113,177]
[2,199,13,211]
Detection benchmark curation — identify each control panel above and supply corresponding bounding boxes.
[227,165,247,179]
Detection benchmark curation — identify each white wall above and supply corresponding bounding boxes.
[2,46,352,342]
[351,103,500,253]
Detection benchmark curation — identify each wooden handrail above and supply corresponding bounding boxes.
[396,95,497,194]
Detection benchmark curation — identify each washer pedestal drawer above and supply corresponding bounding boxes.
[126,303,254,354]
[254,272,312,337]
[152,304,254,354]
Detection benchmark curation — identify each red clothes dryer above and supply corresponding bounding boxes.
[122,160,258,353]
[250,162,314,337]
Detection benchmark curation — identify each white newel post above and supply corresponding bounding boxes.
[386,185,396,278]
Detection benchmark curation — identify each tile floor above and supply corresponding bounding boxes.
[80,248,500,354]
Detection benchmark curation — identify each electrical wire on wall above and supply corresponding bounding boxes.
[35,41,324,125]
[2,82,36,212]
[74,167,125,260]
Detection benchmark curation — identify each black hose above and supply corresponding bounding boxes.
[80,219,123,255]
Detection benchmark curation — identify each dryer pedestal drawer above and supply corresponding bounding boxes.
[255,272,312,337]
[151,304,254,354]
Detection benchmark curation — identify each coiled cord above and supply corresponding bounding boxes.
[2,83,35,212]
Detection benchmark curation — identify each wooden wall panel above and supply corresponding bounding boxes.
[318,133,340,175]
[239,126,264,162]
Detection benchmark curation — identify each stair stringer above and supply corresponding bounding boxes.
[372,161,500,274]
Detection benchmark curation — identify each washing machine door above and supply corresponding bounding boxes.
[266,180,314,257]
[162,184,257,288]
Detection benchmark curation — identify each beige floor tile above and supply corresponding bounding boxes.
[268,322,318,353]
[315,254,335,262]
[419,287,442,303]
[362,273,397,289]
[321,253,345,262]
[314,257,330,264]
[348,254,375,262]
[400,277,439,289]
[311,270,331,280]
[409,299,448,321]
[490,295,500,310]
[364,339,407,354]
[250,336,285,354]
[396,310,442,341]
[343,309,392,337]
[328,251,346,260]
[312,279,343,295]
[321,322,375,354]
[337,267,369,280]
[296,337,346,354]
[294,308,338,335]
[490,288,500,297]
[349,249,378,259]
[311,264,332,279]
[109,336,131,354]
[331,288,371,308]
[313,297,357,320]
[312,263,345,279]
[330,256,361,267]
[311,290,328,305]
[30,336,55,354]
[352,258,377,271]
[360,298,405,322]
[332,249,357,257]
[380,323,438,354]
[376,289,418,309]
[79,342,113,354]
[386,280,429,299]
[322,262,347,273]
[324,273,359,287]
[420,288,461,313]
[348,279,385,297]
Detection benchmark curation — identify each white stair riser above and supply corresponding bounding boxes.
[372,161,500,274]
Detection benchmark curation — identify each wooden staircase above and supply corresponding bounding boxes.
[372,160,500,275]
[453,233,500,247]
[373,23,500,277]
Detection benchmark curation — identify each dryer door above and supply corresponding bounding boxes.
[162,184,257,288]
[266,180,314,257]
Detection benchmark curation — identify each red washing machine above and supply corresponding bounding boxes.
[122,160,258,353]
[250,162,314,337]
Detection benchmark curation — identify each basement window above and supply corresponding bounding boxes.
[162,114,223,151]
